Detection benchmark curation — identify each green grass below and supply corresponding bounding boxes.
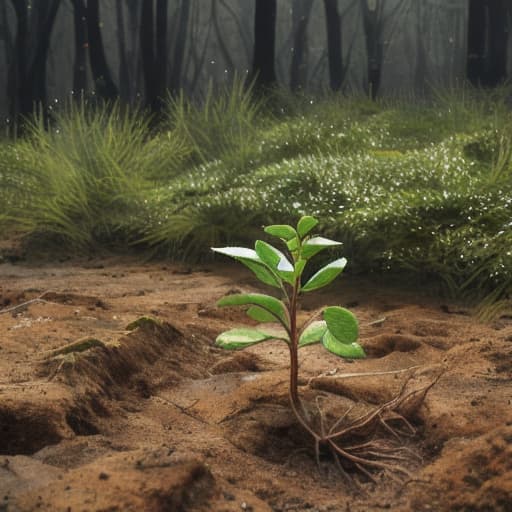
[1,85,512,313]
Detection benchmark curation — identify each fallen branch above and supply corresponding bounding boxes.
[0,291,53,315]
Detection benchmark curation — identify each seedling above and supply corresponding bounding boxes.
[213,214,363,416]
[213,216,432,482]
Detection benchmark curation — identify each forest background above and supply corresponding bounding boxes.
[1,0,512,317]
[1,0,511,121]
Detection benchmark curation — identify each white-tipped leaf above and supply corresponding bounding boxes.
[212,246,281,288]
[299,320,327,347]
[301,258,347,292]
[212,247,259,259]
[216,328,274,350]
[323,306,359,344]
[255,240,294,272]
[301,236,342,259]
[255,240,280,267]
[322,330,366,359]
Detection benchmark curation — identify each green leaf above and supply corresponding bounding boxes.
[247,306,276,323]
[322,331,366,359]
[301,236,342,259]
[287,237,299,252]
[297,216,318,238]
[255,240,280,267]
[323,306,359,344]
[255,240,294,272]
[264,224,297,240]
[217,293,289,327]
[301,258,347,292]
[212,246,281,288]
[299,320,327,347]
[242,259,282,288]
[216,328,274,350]
[255,240,294,285]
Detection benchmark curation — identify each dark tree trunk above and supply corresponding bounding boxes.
[115,0,130,101]
[323,0,343,91]
[169,0,191,96]
[467,0,489,85]
[8,0,61,126]
[8,1,28,122]
[155,0,168,102]
[467,0,509,87]
[140,0,156,109]
[251,0,277,91]
[28,1,61,107]
[140,0,168,112]
[413,1,427,94]
[290,0,313,91]
[87,0,118,100]
[361,0,383,100]
[125,1,142,103]
[72,0,88,97]
[212,0,236,78]
[486,1,508,85]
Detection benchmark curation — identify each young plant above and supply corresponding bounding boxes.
[213,218,366,443]
[212,216,432,481]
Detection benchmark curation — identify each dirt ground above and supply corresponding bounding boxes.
[0,255,511,512]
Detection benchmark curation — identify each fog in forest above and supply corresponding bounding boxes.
[1,0,511,125]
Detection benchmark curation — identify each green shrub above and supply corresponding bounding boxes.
[0,101,185,248]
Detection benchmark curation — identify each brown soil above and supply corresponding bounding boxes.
[0,256,511,512]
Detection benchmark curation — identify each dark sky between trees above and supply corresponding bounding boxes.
[0,0,511,125]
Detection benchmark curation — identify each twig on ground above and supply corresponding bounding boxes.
[0,291,53,315]
[307,365,421,387]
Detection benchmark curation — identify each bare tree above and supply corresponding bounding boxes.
[169,0,191,96]
[251,0,277,91]
[8,0,61,126]
[290,0,314,91]
[71,0,87,96]
[323,0,358,91]
[115,0,130,102]
[467,0,509,87]
[360,0,408,99]
[140,0,171,111]
[87,0,118,100]
[413,0,427,94]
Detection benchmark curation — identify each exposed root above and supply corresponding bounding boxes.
[295,368,443,484]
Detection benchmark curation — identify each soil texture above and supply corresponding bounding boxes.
[0,257,511,511]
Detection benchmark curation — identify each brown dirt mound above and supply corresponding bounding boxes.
[402,426,512,512]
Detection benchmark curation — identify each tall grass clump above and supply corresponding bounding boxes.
[164,77,263,172]
[0,101,185,249]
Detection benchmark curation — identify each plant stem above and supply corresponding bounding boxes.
[289,277,299,404]
[287,277,320,441]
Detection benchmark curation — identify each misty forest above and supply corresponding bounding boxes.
[0,2,512,512]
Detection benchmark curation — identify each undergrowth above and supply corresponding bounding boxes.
[1,84,511,313]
